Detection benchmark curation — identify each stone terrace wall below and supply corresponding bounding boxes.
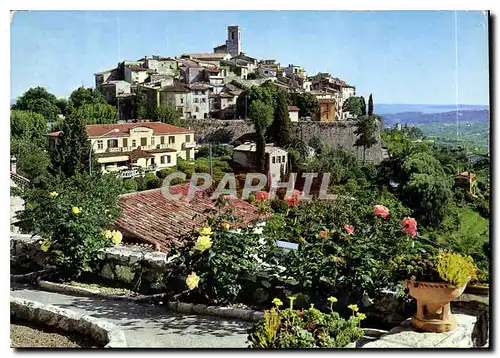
[183,119,384,163]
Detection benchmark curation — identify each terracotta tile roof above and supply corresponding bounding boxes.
[128,149,155,161]
[288,106,300,111]
[161,82,190,93]
[48,122,194,138]
[114,184,264,252]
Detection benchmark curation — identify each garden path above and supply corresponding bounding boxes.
[11,283,251,348]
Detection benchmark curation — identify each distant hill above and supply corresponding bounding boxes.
[380,109,490,127]
[375,103,489,115]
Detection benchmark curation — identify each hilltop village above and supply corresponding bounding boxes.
[94,25,356,122]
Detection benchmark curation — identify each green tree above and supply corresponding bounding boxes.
[16,139,51,186]
[154,104,182,125]
[50,111,94,179]
[354,115,378,164]
[360,96,367,116]
[342,96,363,118]
[236,81,278,119]
[72,103,118,124]
[135,91,148,120]
[10,110,48,150]
[68,87,106,109]
[250,100,274,172]
[272,90,291,148]
[11,87,61,122]
[368,94,374,116]
[292,92,320,119]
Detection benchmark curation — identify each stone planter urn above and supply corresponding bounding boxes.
[404,279,467,333]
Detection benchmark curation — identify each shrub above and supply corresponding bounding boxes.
[123,178,138,192]
[158,168,176,179]
[247,297,364,348]
[15,173,124,277]
[389,251,477,287]
[167,198,275,305]
[144,173,161,190]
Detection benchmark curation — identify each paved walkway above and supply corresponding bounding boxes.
[11,283,252,348]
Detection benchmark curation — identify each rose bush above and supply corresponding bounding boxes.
[15,173,124,277]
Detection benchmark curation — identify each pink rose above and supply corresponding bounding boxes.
[256,191,269,201]
[402,217,418,238]
[344,225,355,235]
[374,205,390,218]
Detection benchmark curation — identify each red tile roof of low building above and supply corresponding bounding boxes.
[288,106,300,111]
[47,122,194,138]
[114,184,264,252]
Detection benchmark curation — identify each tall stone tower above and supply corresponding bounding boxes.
[226,25,241,58]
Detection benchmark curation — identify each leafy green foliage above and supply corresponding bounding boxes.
[154,104,182,126]
[354,115,378,163]
[248,298,364,348]
[342,96,364,118]
[168,198,276,305]
[135,90,148,120]
[291,92,319,119]
[49,111,94,179]
[11,110,48,151]
[16,140,51,186]
[250,100,274,173]
[68,87,106,110]
[123,178,138,192]
[144,172,162,190]
[15,173,124,277]
[368,94,374,116]
[195,144,233,159]
[72,103,118,124]
[272,90,291,148]
[11,87,61,122]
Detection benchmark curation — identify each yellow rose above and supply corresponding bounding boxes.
[221,222,230,230]
[103,230,113,239]
[328,296,338,303]
[111,230,122,245]
[272,298,283,307]
[185,272,200,290]
[199,226,212,236]
[347,304,359,312]
[194,235,212,252]
[40,240,51,252]
[49,191,59,198]
[71,206,82,215]
[356,312,367,320]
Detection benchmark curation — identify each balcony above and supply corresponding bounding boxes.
[155,143,176,150]
[108,147,122,153]
[183,142,196,149]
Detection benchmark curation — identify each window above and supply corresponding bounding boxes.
[277,156,281,163]
[195,107,199,113]
[201,98,206,103]
[151,136,155,145]
[272,156,276,164]
[282,155,285,162]
[141,137,147,146]
[180,98,184,104]
[185,135,190,142]
[160,136,165,144]
[161,156,165,164]
[151,158,155,165]
[166,155,171,164]
[123,138,128,148]
[168,136,175,144]
[97,140,103,149]
[194,98,199,103]
[107,139,118,148]
[132,139,136,147]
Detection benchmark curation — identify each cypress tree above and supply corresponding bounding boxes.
[274,90,291,148]
[360,96,367,116]
[368,93,374,116]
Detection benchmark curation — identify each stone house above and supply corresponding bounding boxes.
[288,106,300,122]
[233,143,288,186]
[124,65,151,84]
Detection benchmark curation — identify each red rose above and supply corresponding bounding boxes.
[344,225,355,235]
[319,230,328,238]
[374,205,390,218]
[256,191,269,201]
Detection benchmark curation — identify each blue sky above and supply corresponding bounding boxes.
[11,10,489,105]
